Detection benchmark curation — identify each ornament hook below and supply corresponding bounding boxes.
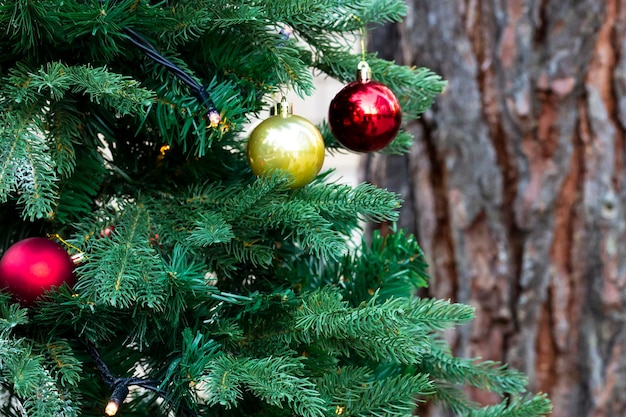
[355,19,371,82]
[357,61,372,83]
[48,233,87,262]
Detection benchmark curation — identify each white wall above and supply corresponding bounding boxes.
[287,75,361,186]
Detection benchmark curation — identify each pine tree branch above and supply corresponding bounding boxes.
[468,394,552,417]
[203,355,328,417]
[419,340,529,396]
[0,302,78,417]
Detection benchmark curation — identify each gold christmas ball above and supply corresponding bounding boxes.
[247,101,325,188]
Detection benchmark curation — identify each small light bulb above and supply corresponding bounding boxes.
[105,401,119,416]
[159,144,171,156]
[208,110,221,127]
[106,384,128,416]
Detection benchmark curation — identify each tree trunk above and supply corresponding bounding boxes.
[365,1,626,416]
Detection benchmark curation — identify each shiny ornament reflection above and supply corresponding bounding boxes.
[329,61,402,152]
[247,100,325,188]
[0,237,75,305]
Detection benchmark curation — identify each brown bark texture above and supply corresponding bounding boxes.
[365,1,626,416]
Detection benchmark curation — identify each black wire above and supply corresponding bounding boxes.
[123,27,218,115]
[124,29,199,91]
[97,0,219,119]
[86,342,200,417]
[86,341,117,386]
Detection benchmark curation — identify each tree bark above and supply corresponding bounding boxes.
[365,1,626,416]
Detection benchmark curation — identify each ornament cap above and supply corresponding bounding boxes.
[357,61,372,83]
[270,96,293,118]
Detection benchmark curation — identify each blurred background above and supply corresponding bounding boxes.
[361,2,626,417]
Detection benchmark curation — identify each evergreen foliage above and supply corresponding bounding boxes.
[0,1,551,417]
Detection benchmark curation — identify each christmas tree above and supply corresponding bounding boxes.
[0,1,552,417]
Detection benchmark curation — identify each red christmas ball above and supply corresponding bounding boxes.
[100,225,115,238]
[0,237,76,305]
[328,64,402,153]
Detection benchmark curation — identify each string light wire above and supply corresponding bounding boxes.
[86,342,200,417]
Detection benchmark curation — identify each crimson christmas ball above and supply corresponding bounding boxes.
[0,237,76,305]
[100,224,115,238]
[328,62,402,152]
